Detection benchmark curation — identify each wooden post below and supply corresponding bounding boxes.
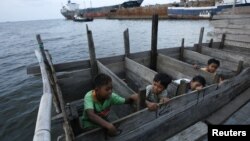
[236,61,244,75]
[124,28,130,57]
[180,38,185,61]
[219,34,226,49]
[137,88,147,111]
[197,27,204,53]
[176,80,188,96]
[86,25,98,78]
[208,38,213,48]
[150,14,159,71]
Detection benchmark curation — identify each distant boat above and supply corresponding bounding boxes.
[73,15,93,22]
[60,0,144,19]
[168,1,250,19]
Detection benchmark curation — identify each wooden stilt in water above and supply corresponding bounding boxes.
[150,14,159,71]
[209,38,213,48]
[86,25,98,78]
[124,28,130,57]
[180,38,185,61]
[219,34,226,49]
[197,27,204,53]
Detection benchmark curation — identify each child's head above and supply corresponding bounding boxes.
[207,58,220,73]
[94,73,112,100]
[152,73,172,95]
[190,75,206,91]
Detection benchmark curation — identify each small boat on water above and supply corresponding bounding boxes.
[28,15,250,141]
[73,15,93,22]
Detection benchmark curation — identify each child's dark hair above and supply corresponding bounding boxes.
[153,73,172,88]
[94,73,112,88]
[192,75,206,87]
[208,58,220,67]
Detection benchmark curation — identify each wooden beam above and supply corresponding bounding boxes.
[219,34,226,49]
[125,57,156,84]
[180,38,184,61]
[206,88,250,124]
[150,14,159,71]
[157,53,215,84]
[123,28,130,57]
[183,49,239,72]
[209,38,213,48]
[27,47,182,75]
[197,27,204,53]
[86,25,98,78]
[201,46,250,67]
[236,60,244,75]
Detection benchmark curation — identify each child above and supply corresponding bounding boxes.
[146,73,172,111]
[188,75,206,92]
[194,58,220,74]
[81,73,138,136]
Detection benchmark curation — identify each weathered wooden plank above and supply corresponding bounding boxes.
[211,32,250,43]
[150,14,159,71]
[86,25,98,78]
[223,44,250,55]
[166,122,207,141]
[157,53,215,84]
[33,49,53,141]
[183,49,239,72]
[201,46,250,67]
[125,57,156,84]
[206,88,250,125]
[225,40,250,48]
[214,27,250,35]
[210,19,250,26]
[27,47,183,75]
[180,38,184,61]
[57,69,93,103]
[123,28,130,57]
[197,27,204,53]
[213,14,250,20]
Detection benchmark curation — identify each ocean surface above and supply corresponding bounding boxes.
[0,19,213,141]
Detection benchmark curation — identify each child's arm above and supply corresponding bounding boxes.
[146,100,158,111]
[86,109,117,135]
[124,94,138,104]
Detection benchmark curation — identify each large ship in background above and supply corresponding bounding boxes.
[60,0,144,19]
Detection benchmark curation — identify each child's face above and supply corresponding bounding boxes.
[152,81,165,95]
[207,63,219,73]
[190,81,203,91]
[95,81,113,100]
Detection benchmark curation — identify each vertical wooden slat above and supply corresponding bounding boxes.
[197,27,204,53]
[124,28,130,57]
[180,38,185,61]
[86,25,98,78]
[137,88,147,111]
[219,34,226,49]
[150,14,159,71]
[208,38,213,48]
[236,60,244,75]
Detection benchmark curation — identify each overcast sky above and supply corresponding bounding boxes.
[0,0,178,22]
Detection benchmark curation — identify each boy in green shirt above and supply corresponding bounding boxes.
[81,73,138,136]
